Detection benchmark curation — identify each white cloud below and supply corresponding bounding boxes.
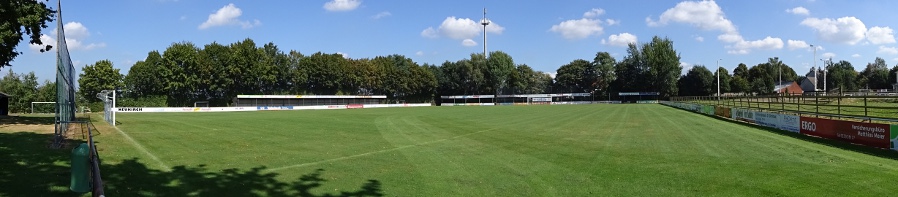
[461,39,477,47]
[602,33,638,47]
[550,9,618,40]
[680,62,693,75]
[717,33,743,43]
[421,27,438,38]
[801,17,867,45]
[550,18,603,40]
[866,26,896,44]
[415,51,424,56]
[645,0,736,33]
[605,19,620,26]
[583,8,605,18]
[29,22,105,51]
[787,40,810,50]
[852,54,861,58]
[323,0,361,12]
[336,52,349,58]
[647,1,783,54]
[786,7,810,15]
[727,37,783,54]
[548,72,557,79]
[198,4,260,29]
[439,17,484,39]
[894,58,898,62]
[372,11,391,19]
[877,46,898,55]
[822,52,836,58]
[421,16,504,46]
[695,36,704,42]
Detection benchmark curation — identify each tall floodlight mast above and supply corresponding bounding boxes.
[481,8,490,58]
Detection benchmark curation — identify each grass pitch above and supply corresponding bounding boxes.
[4,104,898,196]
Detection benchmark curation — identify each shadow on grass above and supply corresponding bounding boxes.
[0,132,384,197]
[0,115,57,125]
[661,105,898,160]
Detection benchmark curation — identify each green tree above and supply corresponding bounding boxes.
[733,63,749,79]
[554,59,591,93]
[0,70,39,113]
[78,60,123,103]
[889,65,898,88]
[642,36,682,98]
[486,51,515,98]
[0,0,56,68]
[859,57,890,89]
[677,65,714,96]
[748,64,774,94]
[593,52,616,96]
[613,43,646,93]
[825,60,859,91]
[713,67,731,93]
[730,76,750,95]
[124,51,166,98]
[160,42,200,106]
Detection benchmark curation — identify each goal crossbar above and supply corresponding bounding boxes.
[31,101,56,114]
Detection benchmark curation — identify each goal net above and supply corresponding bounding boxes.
[31,101,55,114]
[194,101,209,108]
[97,90,116,126]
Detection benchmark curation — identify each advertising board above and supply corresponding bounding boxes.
[778,114,800,133]
[834,121,890,148]
[754,111,779,128]
[714,106,731,118]
[892,125,898,151]
[799,116,837,139]
[731,108,755,123]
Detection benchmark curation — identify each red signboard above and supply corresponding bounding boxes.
[347,104,364,109]
[833,121,890,148]
[799,117,837,139]
[800,117,891,148]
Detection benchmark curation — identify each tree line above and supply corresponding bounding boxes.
[4,35,898,112]
[79,36,682,107]
[677,57,898,96]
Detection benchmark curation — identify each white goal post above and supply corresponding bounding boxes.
[194,101,209,108]
[97,90,116,126]
[31,101,56,114]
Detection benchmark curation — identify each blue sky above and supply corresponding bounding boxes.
[8,0,898,82]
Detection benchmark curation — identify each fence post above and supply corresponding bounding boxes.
[837,96,841,120]
[815,92,819,118]
[864,95,868,117]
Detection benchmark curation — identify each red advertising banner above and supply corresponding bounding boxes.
[347,104,364,109]
[800,117,891,148]
[834,121,890,148]
[799,117,837,139]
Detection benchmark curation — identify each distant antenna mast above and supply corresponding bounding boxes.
[480,8,490,58]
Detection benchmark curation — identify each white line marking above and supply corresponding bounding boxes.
[264,128,498,173]
[112,126,170,171]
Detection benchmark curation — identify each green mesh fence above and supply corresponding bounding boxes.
[53,0,77,148]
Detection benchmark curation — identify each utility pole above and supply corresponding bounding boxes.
[717,59,722,99]
[812,44,817,91]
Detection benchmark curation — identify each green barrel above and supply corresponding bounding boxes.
[70,143,91,193]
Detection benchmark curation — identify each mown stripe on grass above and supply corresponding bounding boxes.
[111,126,170,171]
[263,127,500,172]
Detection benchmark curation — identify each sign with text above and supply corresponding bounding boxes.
[800,117,837,139]
[779,114,800,133]
[834,121,890,149]
[754,111,780,128]
[731,108,755,123]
